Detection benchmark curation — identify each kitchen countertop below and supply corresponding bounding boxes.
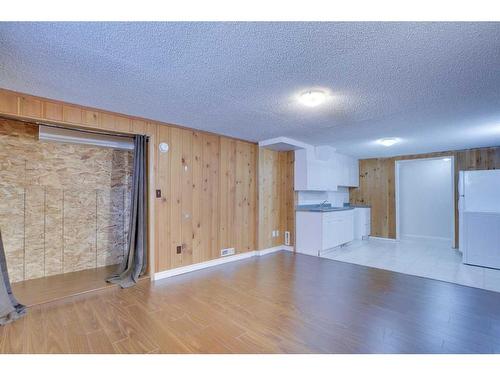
[343,204,371,209]
[295,204,354,212]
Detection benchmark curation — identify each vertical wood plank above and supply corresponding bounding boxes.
[43,102,63,121]
[19,96,42,118]
[169,127,183,268]
[114,115,132,133]
[191,132,204,263]
[181,130,194,265]
[258,148,281,249]
[132,119,147,134]
[219,138,237,252]
[235,141,257,252]
[0,90,19,115]
[248,143,258,251]
[203,134,220,260]
[62,105,83,124]
[82,110,99,127]
[156,125,171,271]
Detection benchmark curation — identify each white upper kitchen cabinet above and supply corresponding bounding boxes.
[295,149,336,191]
[294,147,359,191]
[348,156,359,187]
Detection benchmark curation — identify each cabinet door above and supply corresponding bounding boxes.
[363,223,370,237]
[338,211,354,244]
[294,149,308,190]
[322,214,338,249]
[349,157,359,187]
[308,160,323,190]
[311,160,336,191]
[333,154,349,187]
[343,216,354,243]
[322,161,336,191]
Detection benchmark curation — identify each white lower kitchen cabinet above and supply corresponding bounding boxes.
[353,207,371,239]
[296,210,354,256]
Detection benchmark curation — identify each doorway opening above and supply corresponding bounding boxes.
[395,156,455,248]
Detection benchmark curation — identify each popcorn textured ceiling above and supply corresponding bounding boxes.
[1,22,499,157]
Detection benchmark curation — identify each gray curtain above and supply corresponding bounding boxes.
[0,230,26,325]
[107,135,148,288]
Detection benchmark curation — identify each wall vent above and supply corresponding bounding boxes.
[220,248,235,257]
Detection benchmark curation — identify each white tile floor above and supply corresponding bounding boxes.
[321,238,500,293]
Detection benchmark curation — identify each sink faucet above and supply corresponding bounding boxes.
[319,200,329,208]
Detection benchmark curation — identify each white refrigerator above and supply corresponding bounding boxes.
[459,169,500,269]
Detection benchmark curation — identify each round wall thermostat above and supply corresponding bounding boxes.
[159,142,169,153]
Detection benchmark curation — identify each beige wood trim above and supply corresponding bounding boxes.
[0,87,256,144]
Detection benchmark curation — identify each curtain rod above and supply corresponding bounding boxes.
[36,122,150,139]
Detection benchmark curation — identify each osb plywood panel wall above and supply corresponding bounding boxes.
[258,148,295,249]
[350,147,500,243]
[0,118,132,282]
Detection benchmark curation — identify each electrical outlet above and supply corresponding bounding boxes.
[176,245,182,254]
[220,248,235,257]
[276,230,280,237]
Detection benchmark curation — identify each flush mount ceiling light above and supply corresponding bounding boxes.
[377,138,400,147]
[299,90,327,107]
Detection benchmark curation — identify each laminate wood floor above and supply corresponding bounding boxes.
[1,251,500,353]
[12,265,118,307]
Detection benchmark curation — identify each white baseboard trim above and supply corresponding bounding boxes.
[368,236,398,242]
[400,234,452,242]
[153,245,294,281]
[256,246,286,256]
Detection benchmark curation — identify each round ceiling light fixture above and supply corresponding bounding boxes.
[299,90,327,107]
[377,138,400,147]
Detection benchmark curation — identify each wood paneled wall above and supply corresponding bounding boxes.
[258,148,295,249]
[0,118,132,282]
[155,127,258,271]
[350,147,500,244]
[279,151,295,248]
[0,88,294,275]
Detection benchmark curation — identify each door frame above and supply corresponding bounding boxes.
[395,156,456,248]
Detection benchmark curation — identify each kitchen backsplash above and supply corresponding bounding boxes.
[297,187,350,207]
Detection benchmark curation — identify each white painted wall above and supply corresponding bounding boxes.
[397,158,453,243]
[297,187,350,207]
